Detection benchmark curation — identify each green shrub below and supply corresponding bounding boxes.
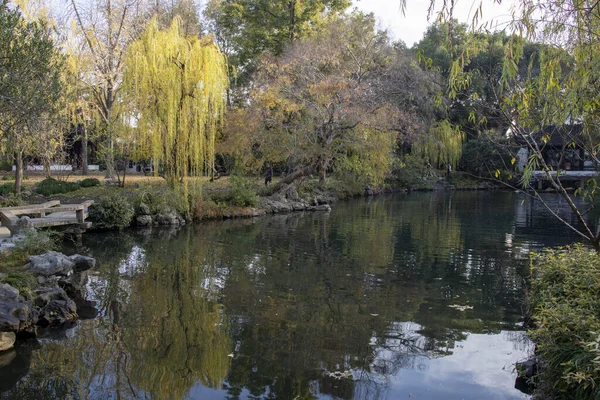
[89,195,134,230]
[210,176,259,207]
[529,245,600,399]
[0,160,13,172]
[1,174,27,181]
[0,194,25,207]
[392,154,431,189]
[35,178,80,196]
[79,178,100,188]
[460,137,516,179]
[18,229,59,255]
[0,183,15,195]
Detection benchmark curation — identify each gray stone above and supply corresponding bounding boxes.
[0,284,19,301]
[68,254,96,272]
[284,184,300,202]
[37,299,77,327]
[155,210,181,225]
[136,215,153,226]
[138,203,151,215]
[315,204,332,212]
[18,216,30,226]
[0,300,35,333]
[292,203,306,211]
[59,272,88,300]
[0,332,16,352]
[0,243,16,254]
[28,251,75,276]
[36,275,59,286]
[33,287,69,308]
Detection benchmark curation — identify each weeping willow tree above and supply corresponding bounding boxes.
[414,120,465,169]
[124,17,228,188]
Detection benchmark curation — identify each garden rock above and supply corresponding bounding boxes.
[0,332,15,352]
[0,243,15,254]
[0,284,19,301]
[33,287,69,308]
[154,209,181,225]
[28,251,75,276]
[138,203,151,215]
[315,204,332,212]
[68,254,96,272]
[37,299,77,327]
[0,300,35,334]
[136,215,153,226]
[59,272,88,300]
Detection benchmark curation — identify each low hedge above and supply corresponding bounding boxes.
[79,178,100,188]
[36,178,80,196]
[529,245,600,399]
[88,195,135,230]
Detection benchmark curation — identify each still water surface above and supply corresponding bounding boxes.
[0,191,587,399]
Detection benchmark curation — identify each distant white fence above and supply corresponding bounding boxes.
[12,164,100,172]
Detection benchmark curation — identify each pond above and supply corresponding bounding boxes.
[0,191,587,400]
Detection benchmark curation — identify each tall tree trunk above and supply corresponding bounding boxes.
[288,0,296,41]
[268,166,312,194]
[319,158,327,183]
[82,126,88,176]
[15,150,23,195]
[43,160,50,178]
[104,87,116,179]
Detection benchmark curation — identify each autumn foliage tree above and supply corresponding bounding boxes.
[204,0,350,104]
[123,17,228,189]
[221,13,403,186]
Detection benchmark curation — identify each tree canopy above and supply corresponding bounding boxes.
[204,0,350,100]
[0,0,64,193]
[221,13,405,184]
[123,16,228,187]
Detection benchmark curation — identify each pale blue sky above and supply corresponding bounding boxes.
[353,0,516,46]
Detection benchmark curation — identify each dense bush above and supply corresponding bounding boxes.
[1,174,14,181]
[88,195,134,230]
[35,178,80,196]
[529,245,600,399]
[392,154,432,189]
[210,176,259,207]
[79,178,100,188]
[460,137,515,179]
[0,160,13,172]
[0,194,24,207]
[132,188,188,215]
[0,183,14,195]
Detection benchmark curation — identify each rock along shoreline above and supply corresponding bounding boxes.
[0,251,97,352]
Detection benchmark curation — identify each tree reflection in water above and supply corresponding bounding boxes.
[0,192,552,400]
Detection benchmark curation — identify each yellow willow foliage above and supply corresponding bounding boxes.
[415,120,465,169]
[124,17,228,187]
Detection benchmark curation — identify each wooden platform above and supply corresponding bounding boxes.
[0,200,94,234]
